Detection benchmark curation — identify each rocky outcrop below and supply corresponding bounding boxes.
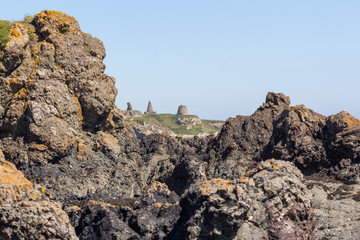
[1,10,360,240]
[206,92,360,183]
[0,150,77,239]
[169,160,314,240]
[205,92,291,179]
[69,181,181,240]
[68,160,315,240]
[0,10,143,204]
[306,177,360,239]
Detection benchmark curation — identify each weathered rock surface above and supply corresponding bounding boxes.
[0,150,77,239]
[169,160,314,240]
[1,10,360,240]
[206,92,360,183]
[306,177,360,239]
[0,10,143,204]
[69,181,181,240]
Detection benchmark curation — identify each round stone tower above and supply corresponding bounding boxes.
[177,105,189,115]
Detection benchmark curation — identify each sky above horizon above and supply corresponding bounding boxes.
[2,1,360,120]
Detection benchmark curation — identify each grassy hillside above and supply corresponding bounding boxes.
[125,114,224,136]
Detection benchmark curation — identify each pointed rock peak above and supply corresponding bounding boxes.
[327,110,360,133]
[265,92,290,106]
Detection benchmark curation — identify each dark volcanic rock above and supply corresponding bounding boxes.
[0,150,77,239]
[205,92,290,179]
[0,10,143,204]
[208,92,360,182]
[169,160,315,240]
[264,105,327,174]
[1,10,360,240]
[71,182,181,240]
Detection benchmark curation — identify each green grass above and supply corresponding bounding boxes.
[0,20,11,48]
[0,16,34,48]
[126,114,224,135]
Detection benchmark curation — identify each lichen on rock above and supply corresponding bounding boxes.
[0,149,77,239]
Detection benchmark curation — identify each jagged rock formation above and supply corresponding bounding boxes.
[0,150,77,239]
[1,10,360,240]
[0,10,142,203]
[169,160,314,240]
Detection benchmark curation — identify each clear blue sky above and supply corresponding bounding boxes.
[3,1,360,120]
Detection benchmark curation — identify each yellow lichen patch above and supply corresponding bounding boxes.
[29,143,48,152]
[342,111,360,130]
[71,205,81,211]
[34,10,79,34]
[0,153,34,204]
[289,105,307,112]
[199,178,236,195]
[10,77,18,85]
[7,23,33,48]
[14,87,27,100]
[146,181,170,195]
[239,176,249,183]
[154,203,162,208]
[73,96,83,121]
[249,179,255,185]
[89,200,116,209]
[76,142,89,161]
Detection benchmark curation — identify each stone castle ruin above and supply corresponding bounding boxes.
[144,100,156,114]
[177,105,189,115]
[127,102,133,111]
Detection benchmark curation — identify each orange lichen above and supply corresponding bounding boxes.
[89,200,116,209]
[199,178,236,195]
[7,22,34,46]
[0,153,36,204]
[239,176,249,183]
[14,88,27,100]
[76,142,89,160]
[73,96,83,121]
[146,181,170,195]
[34,10,78,34]
[154,203,162,208]
[342,111,360,130]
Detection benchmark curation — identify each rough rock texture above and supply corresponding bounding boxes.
[206,92,360,183]
[0,150,77,239]
[69,181,181,240]
[1,10,360,240]
[0,10,143,204]
[169,159,315,240]
[205,92,291,179]
[306,178,360,239]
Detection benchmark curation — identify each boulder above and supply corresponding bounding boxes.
[0,150,77,239]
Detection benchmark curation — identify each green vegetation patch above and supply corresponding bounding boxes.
[0,16,34,48]
[0,20,11,48]
[126,114,224,136]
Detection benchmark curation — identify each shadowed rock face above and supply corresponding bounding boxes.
[1,10,360,240]
[205,92,360,183]
[0,10,142,205]
[169,160,315,240]
[0,150,77,239]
